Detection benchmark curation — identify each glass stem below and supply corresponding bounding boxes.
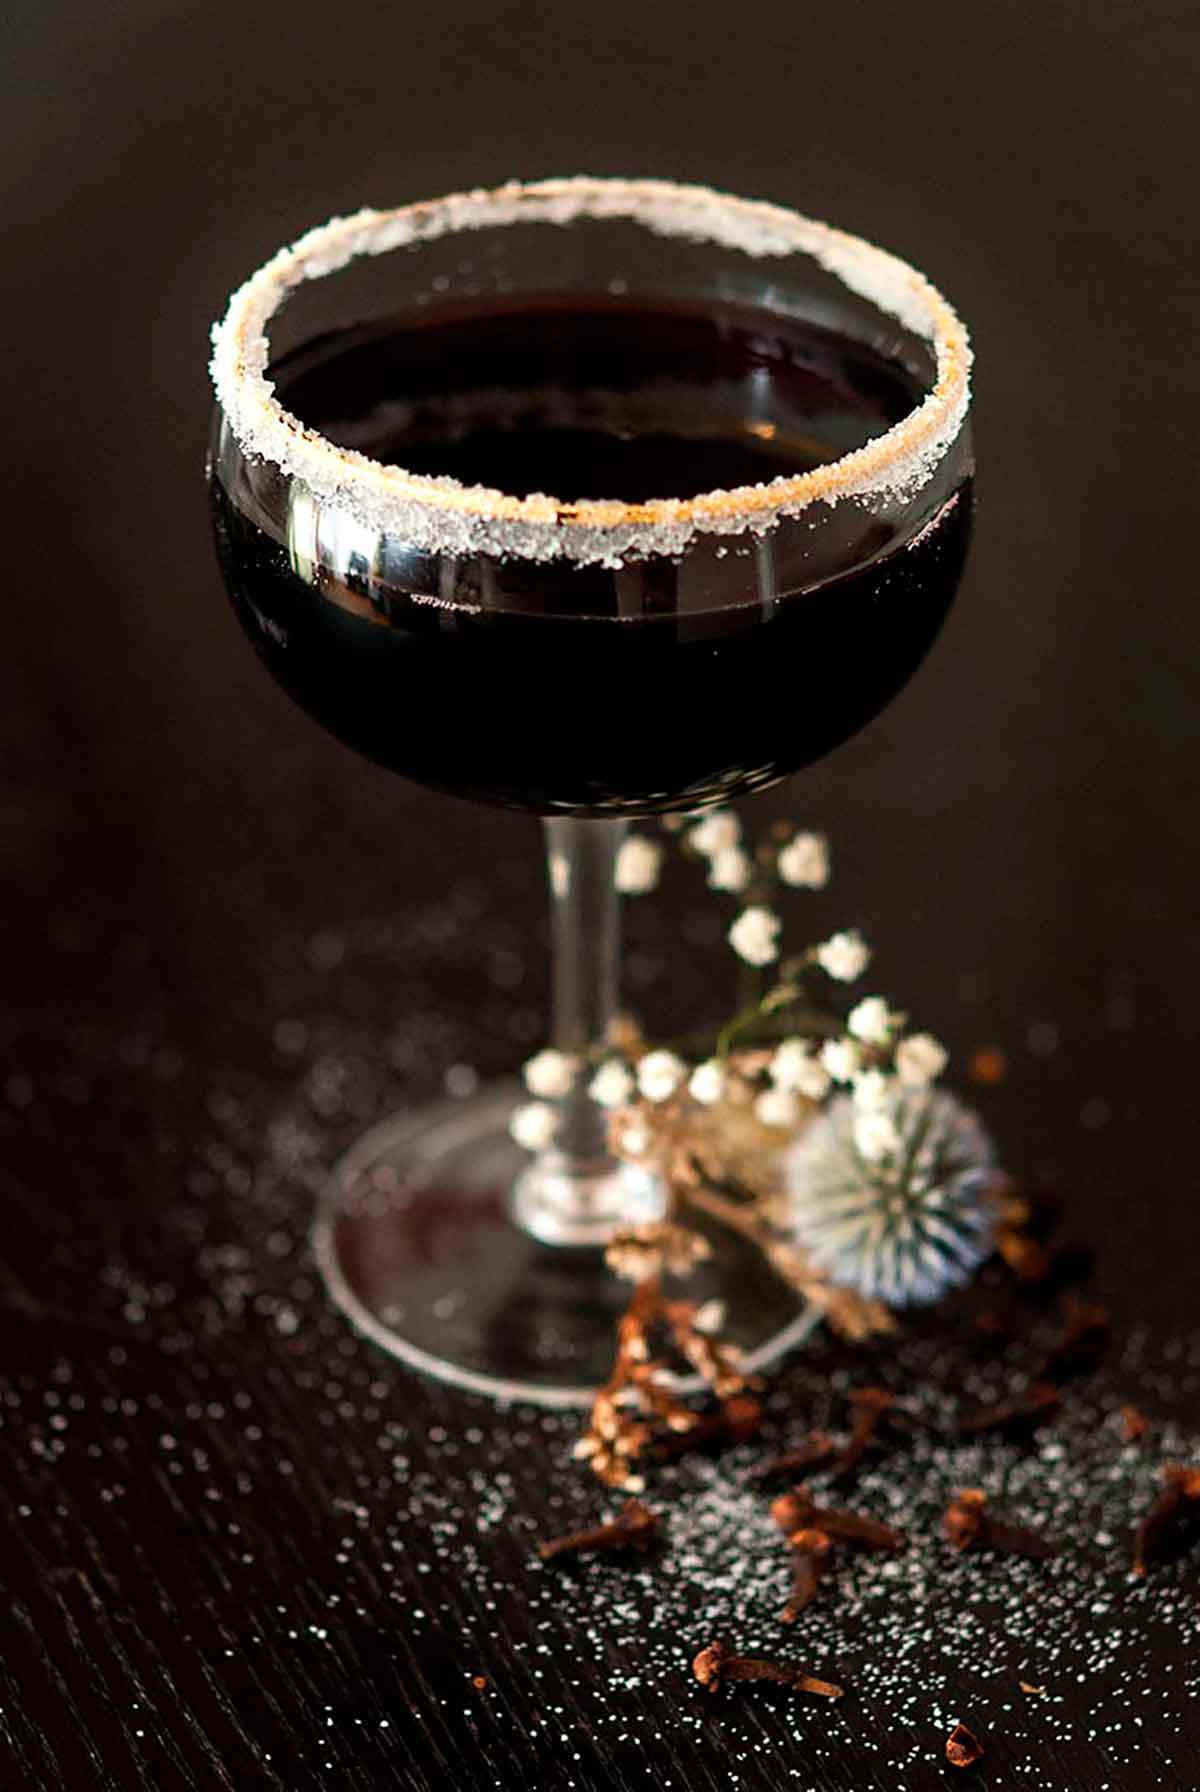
[547,816,625,1164]
[510,817,664,1245]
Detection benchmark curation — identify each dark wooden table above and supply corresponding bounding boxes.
[4,2,1198,1785]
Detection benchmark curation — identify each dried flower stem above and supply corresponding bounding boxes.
[654,1395,763,1462]
[714,953,828,1059]
[575,1253,751,1487]
[679,1181,894,1343]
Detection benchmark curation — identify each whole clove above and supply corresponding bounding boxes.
[943,1488,1058,1560]
[655,1394,762,1462]
[946,1722,985,1768]
[831,1386,904,1484]
[782,1527,831,1622]
[538,1498,659,1562]
[770,1486,906,1552]
[1037,1296,1110,1383]
[692,1637,843,1699]
[957,1381,1060,1443]
[1132,1463,1200,1575]
[770,1487,816,1537]
[749,1430,838,1483]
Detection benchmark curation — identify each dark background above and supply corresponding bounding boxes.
[3,2,1198,1787]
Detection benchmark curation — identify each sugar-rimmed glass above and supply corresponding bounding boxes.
[208,177,973,1403]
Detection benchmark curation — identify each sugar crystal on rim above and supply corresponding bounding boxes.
[210,177,972,568]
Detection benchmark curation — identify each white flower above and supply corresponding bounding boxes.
[522,1048,577,1098]
[769,1039,831,1102]
[707,845,752,893]
[815,929,871,983]
[615,834,663,894]
[755,1086,801,1130]
[589,1059,635,1109]
[895,1032,949,1087]
[692,1298,726,1335]
[688,811,741,857]
[778,830,830,889]
[854,1109,902,1163]
[688,1060,727,1106]
[605,1221,710,1282]
[620,1118,653,1157]
[784,1087,997,1307]
[509,1101,560,1152]
[728,905,781,967]
[852,1068,892,1111]
[820,1037,861,1084]
[637,1049,686,1103]
[847,996,901,1045]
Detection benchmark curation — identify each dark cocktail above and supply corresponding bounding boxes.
[213,294,969,812]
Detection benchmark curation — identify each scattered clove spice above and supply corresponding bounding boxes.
[996,1230,1052,1283]
[1032,1237,1096,1297]
[538,1498,660,1563]
[1037,1295,1110,1383]
[946,1722,985,1768]
[749,1430,838,1483]
[1000,1232,1094,1297]
[691,1638,843,1699]
[831,1386,903,1483]
[974,1305,1022,1347]
[782,1527,832,1621]
[770,1486,906,1552]
[1119,1403,1150,1443]
[770,1487,816,1537]
[967,1045,1008,1087]
[1132,1463,1200,1575]
[943,1488,1058,1560]
[655,1394,762,1462]
[957,1381,1060,1443]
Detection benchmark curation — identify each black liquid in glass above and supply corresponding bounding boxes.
[210,296,971,814]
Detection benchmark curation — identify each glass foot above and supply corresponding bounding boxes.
[313,1084,819,1406]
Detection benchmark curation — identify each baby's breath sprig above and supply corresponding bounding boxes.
[506,805,1018,1484]
[713,935,868,1061]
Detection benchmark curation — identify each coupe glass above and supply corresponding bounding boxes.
[208,178,973,1403]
